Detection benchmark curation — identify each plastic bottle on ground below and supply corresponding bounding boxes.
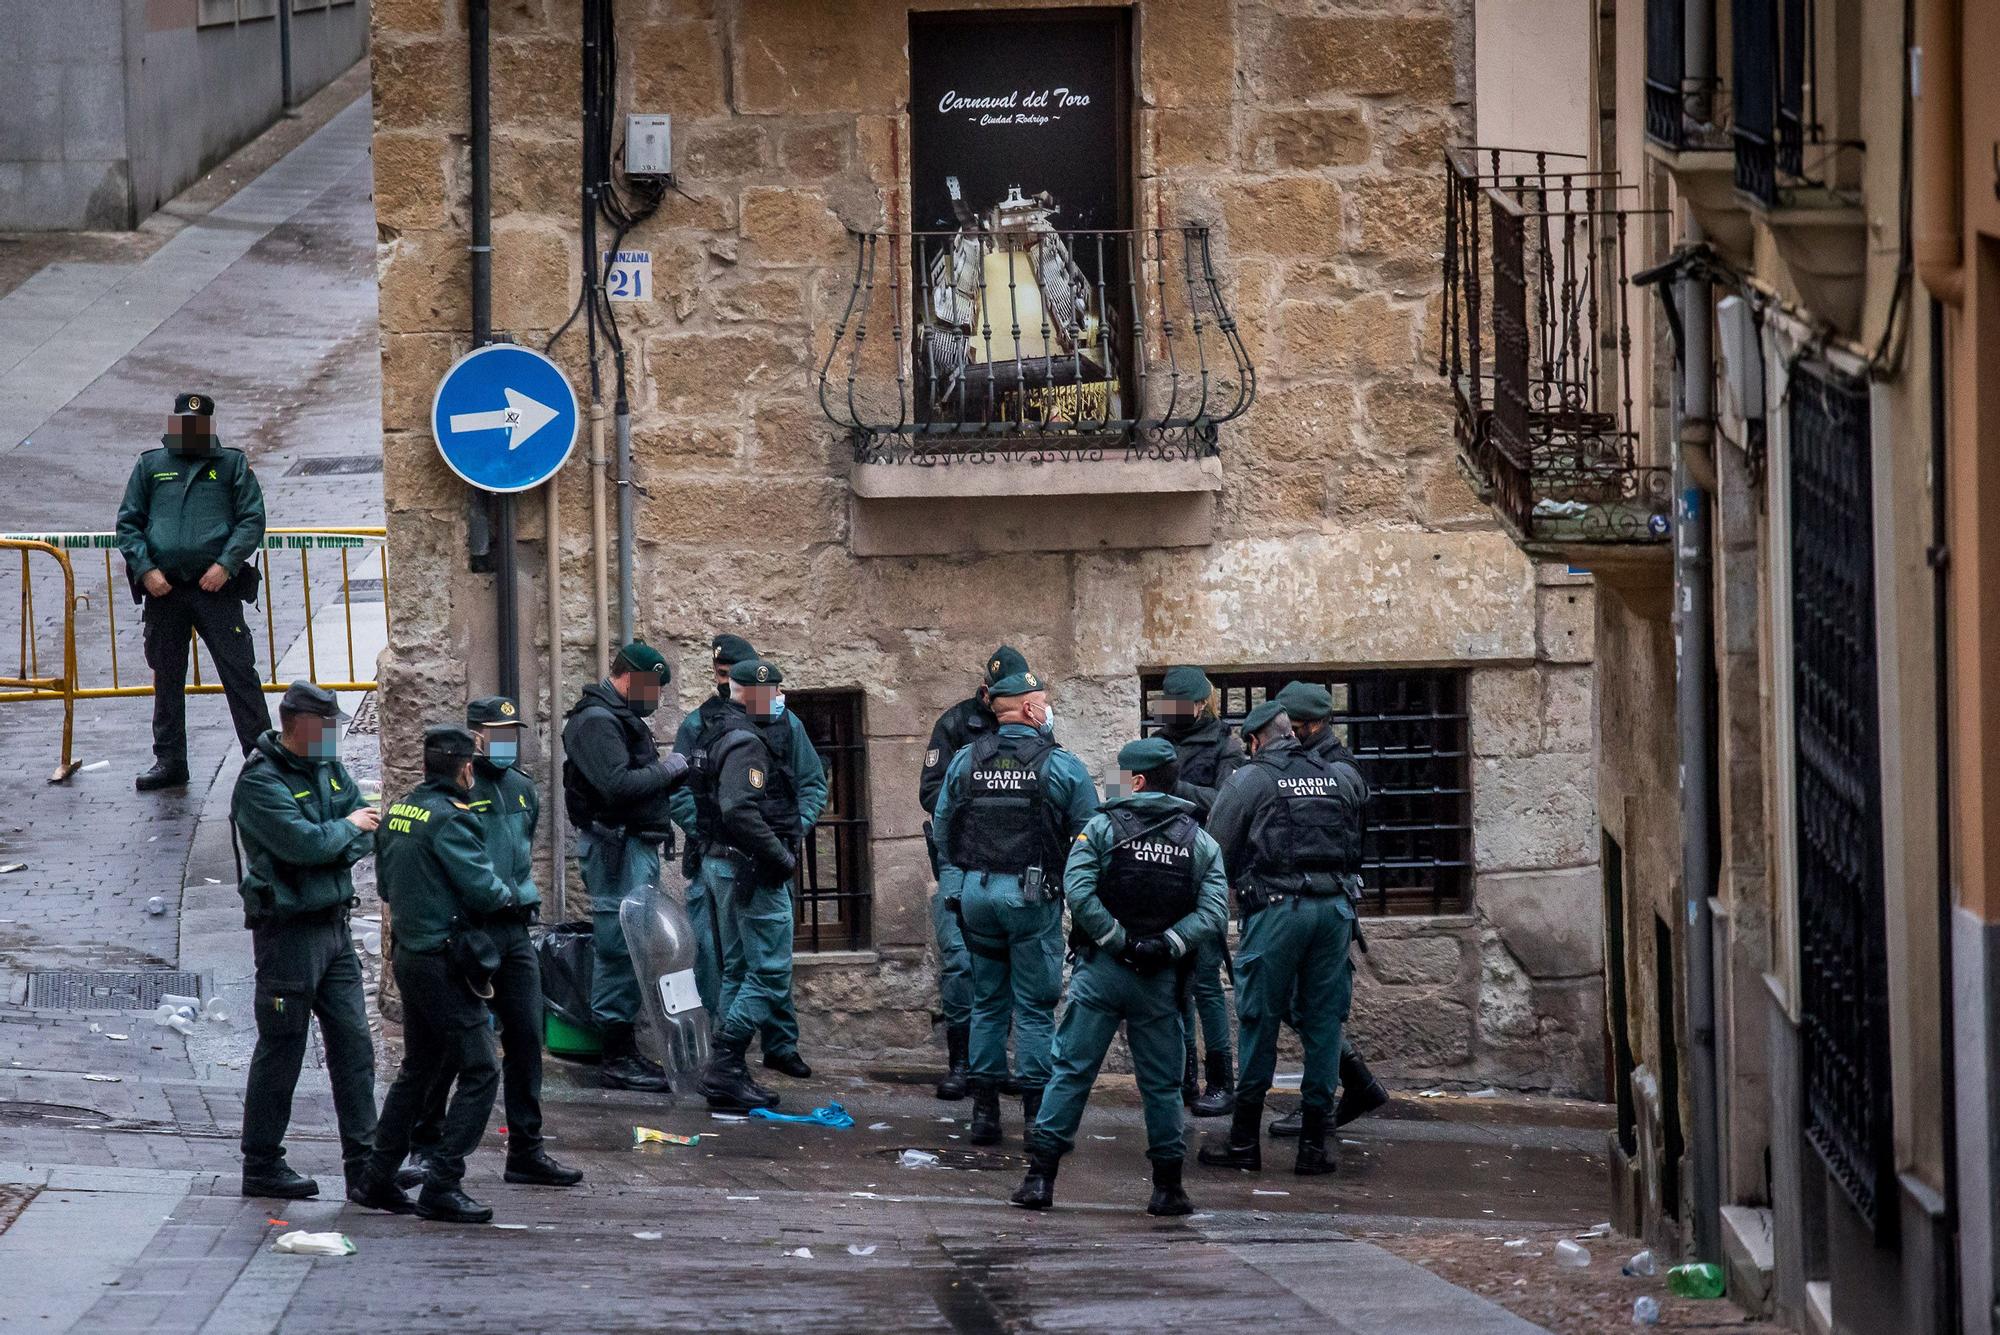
[1667,1261,1726,1299]
[1632,1295,1660,1325]
[1622,1249,1657,1277]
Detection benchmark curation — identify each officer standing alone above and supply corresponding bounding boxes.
[917,645,1028,1100]
[695,658,806,1111]
[933,669,1099,1146]
[351,725,515,1223]
[1010,738,1228,1216]
[116,392,272,789]
[396,697,582,1192]
[562,642,690,1092]
[231,681,378,1200]
[1198,701,1367,1176]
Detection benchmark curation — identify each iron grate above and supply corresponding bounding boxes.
[286,455,383,477]
[25,971,201,1011]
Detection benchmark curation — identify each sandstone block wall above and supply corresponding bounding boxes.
[369,0,1606,1094]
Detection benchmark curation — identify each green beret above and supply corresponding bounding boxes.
[1241,699,1288,738]
[173,392,216,416]
[423,723,479,762]
[613,640,670,679]
[729,657,783,686]
[986,668,1045,698]
[1117,737,1179,774]
[1274,680,1333,722]
[983,645,1030,686]
[467,695,522,727]
[1160,665,1212,702]
[710,634,757,667]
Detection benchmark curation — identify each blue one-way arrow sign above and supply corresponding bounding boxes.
[430,344,579,493]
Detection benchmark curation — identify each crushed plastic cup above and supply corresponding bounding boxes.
[167,1015,196,1037]
[159,993,200,1011]
[846,1244,877,1257]
[1631,1295,1660,1326]
[1622,1249,1657,1277]
[204,997,230,1023]
[362,931,382,957]
[145,897,167,916]
[173,1006,197,1023]
[273,1231,355,1256]
[897,1149,941,1169]
[1667,1261,1726,1298]
[1553,1240,1592,1268]
[632,1231,663,1241]
[152,1005,177,1027]
[784,1247,814,1260]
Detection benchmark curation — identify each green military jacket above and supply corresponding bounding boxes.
[467,757,540,912]
[115,445,266,588]
[375,778,514,953]
[1063,790,1229,959]
[232,731,372,925]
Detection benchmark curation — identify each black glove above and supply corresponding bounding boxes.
[656,751,690,788]
[1120,934,1174,976]
[756,847,798,886]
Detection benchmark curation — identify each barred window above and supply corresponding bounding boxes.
[787,690,873,952]
[1138,668,1472,916]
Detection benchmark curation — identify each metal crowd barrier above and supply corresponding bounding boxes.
[0,527,387,782]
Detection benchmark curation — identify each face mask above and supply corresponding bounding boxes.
[714,679,731,699]
[486,739,518,769]
[1038,705,1057,737]
[770,692,787,720]
[305,729,339,761]
[629,694,659,718]
[1159,712,1198,738]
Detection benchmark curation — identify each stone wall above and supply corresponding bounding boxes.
[369,0,1607,1094]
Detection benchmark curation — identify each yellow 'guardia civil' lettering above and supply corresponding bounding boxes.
[388,802,432,823]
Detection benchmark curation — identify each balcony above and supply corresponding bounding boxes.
[1440,148,1672,563]
[817,211,1252,555]
[1643,0,1748,257]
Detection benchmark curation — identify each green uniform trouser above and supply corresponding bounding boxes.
[1030,951,1188,1163]
[1181,934,1232,1066]
[706,854,796,1046]
[959,878,1063,1089]
[1233,894,1355,1117]
[694,858,802,1056]
[930,887,973,1028]
[580,829,657,1027]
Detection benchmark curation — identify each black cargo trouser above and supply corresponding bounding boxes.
[409,918,543,1161]
[241,916,378,1184]
[366,948,501,1191]
[142,584,270,763]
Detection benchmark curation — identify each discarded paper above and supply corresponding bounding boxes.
[273,1231,355,1256]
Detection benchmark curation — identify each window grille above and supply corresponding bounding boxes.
[787,690,872,952]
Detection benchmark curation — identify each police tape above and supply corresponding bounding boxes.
[5,530,377,551]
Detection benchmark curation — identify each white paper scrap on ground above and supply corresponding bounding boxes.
[273,1231,355,1256]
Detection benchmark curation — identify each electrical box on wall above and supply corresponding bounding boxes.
[625,114,672,178]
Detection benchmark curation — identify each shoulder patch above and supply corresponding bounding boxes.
[748,768,765,790]
[925,748,940,767]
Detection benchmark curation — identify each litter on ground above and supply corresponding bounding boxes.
[273,1231,355,1256]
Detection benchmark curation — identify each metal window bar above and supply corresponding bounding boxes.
[1734,0,1815,202]
[788,690,872,954]
[1788,362,1896,1244]
[1138,668,1472,916]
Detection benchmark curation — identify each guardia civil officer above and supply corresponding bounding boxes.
[674,636,828,1076]
[561,642,691,1092]
[231,681,378,1200]
[396,698,582,1192]
[933,668,1099,1146]
[116,392,272,789]
[351,725,514,1223]
[917,644,1029,1100]
[1010,738,1227,1216]
[1263,681,1389,1138]
[1198,701,1366,1175]
[1154,666,1245,1118]
[695,658,807,1111]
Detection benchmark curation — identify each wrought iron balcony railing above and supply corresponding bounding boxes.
[1733,0,1817,203]
[817,222,1253,464]
[1644,0,1733,152]
[1440,147,1671,548]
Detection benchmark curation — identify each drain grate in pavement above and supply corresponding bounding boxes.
[342,577,384,602]
[345,692,379,736]
[286,454,382,477]
[24,971,201,1010]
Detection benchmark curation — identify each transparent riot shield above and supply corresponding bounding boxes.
[619,874,712,1077]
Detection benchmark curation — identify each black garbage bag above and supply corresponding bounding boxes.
[535,921,601,1057]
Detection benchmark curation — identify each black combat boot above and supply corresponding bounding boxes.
[1181,1047,1200,1107]
[1192,1052,1236,1118]
[967,1080,1003,1146]
[599,1022,673,1093]
[762,1050,812,1079]
[1146,1158,1195,1216]
[1021,1086,1043,1143]
[935,1024,971,1101]
[1009,1148,1059,1210]
[698,1030,781,1111]
[1197,1099,1263,1171]
[1268,1106,1302,1138]
[347,1171,416,1214]
[240,1163,319,1199]
[1335,1044,1390,1127]
[1294,1106,1338,1176]
[135,762,190,792]
[416,1183,493,1224]
[394,1149,436,1191]
[505,1147,584,1187]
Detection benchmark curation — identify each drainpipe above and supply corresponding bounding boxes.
[616,399,635,644]
[1676,222,1724,1264]
[1928,296,1962,1335]
[582,0,611,672]
[546,474,567,919]
[1912,0,1962,305]
[277,0,296,114]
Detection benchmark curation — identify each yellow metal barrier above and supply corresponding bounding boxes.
[0,527,387,782]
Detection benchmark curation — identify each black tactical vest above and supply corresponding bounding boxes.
[1246,745,1363,884]
[1098,806,1200,937]
[563,694,673,840]
[686,698,734,844]
[701,714,799,841]
[947,731,1059,875]
[1172,721,1233,789]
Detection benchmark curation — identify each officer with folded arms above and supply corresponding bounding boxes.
[1198,700,1366,1177]
[1010,737,1227,1216]
[232,681,379,1201]
[396,697,582,1193]
[351,725,516,1223]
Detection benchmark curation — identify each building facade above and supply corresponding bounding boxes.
[369,0,1607,1094]
[0,0,373,230]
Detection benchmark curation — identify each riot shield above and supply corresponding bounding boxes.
[619,874,712,1077]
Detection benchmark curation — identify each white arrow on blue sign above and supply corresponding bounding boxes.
[429,343,580,494]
